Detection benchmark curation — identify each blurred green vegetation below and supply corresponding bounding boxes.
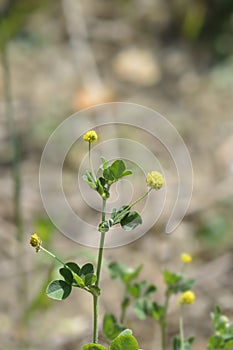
[195,214,230,248]
[0,0,51,47]
[165,0,233,60]
[1,0,233,61]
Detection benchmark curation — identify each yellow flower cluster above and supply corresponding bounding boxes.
[180,253,192,264]
[30,233,42,252]
[146,171,164,190]
[178,290,195,305]
[83,130,98,143]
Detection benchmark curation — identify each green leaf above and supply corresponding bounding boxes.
[108,262,143,284]
[83,171,96,189]
[172,336,195,350]
[65,262,84,287]
[109,160,126,179]
[163,270,182,286]
[65,262,81,275]
[133,298,152,320]
[97,177,110,199]
[100,157,109,170]
[225,339,233,350]
[121,170,133,177]
[59,267,73,284]
[82,344,108,350]
[46,280,72,300]
[118,329,133,336]
[128,280,156,298]
[208,305,233,350]
[111,206,130,224]
[144,284,157,297]
[151,302,165,322]
[103,314,124,341]
[73,274,85,287]
[102,160,132,183]
[127,281,146,298]
[120,211,142,231]
[81,263,94,276]
[103,168,115,182]
[84,273,97,286]
[163,270,195,294]
[110,334,138,350]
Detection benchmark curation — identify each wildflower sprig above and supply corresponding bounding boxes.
[30,128,164,349]
[82,130,164,344]
[30,233,99,299]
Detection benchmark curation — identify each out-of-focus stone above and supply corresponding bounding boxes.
[72,85,114,110]
[112,47,161,86]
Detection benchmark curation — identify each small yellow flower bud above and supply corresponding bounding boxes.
[83,130,98,143]
[146,171,164,190]
[178,290,196,305]
[180,253,192,264]
[30,233,42,252]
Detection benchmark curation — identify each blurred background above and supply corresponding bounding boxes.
[0,0,233,349]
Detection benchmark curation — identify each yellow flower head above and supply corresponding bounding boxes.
[178,290,195,305]
[83,130,98,143]
[146,171,164,190]
[30,233,42,252]
[181,253,192,264]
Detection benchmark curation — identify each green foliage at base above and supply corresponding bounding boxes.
[83,331,138,350]
[83,345,108,350]
[172,336,195,350]
[46,262,99,300]
[207,306,233,350]
[103,314,124,340]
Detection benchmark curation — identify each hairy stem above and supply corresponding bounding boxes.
[89,141,97,181]
[179,306,185,350]
[161,294,170,350]
[113,188,152,224]
[40,246,65,266]
[129,188,152,209]
[93,199,107,343]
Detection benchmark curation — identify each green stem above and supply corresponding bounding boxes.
[40,246,65,266]
[2,44,23,242]
[129,188,152,209]
[120,295,129,324]
[93,199,107,343]
[179,306,185,350]
[161,293,170,350]
[89,141,97,181]
[113,188,152,224]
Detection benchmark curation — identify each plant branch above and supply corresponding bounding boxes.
[179,306,185,350]
[93,198,107,343]
[161,293,170,350]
